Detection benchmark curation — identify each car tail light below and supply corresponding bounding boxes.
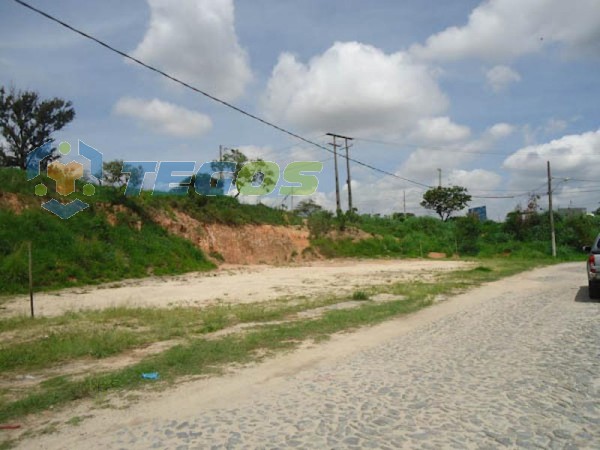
[589,255,596,273]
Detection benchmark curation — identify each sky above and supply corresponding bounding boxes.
[1,0,599,220]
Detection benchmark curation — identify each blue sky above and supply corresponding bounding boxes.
[1,0,599,219]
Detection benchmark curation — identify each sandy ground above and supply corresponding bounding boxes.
[0,259,470,317]
[8,262,599,449]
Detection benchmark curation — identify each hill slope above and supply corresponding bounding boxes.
[0,169,299,295]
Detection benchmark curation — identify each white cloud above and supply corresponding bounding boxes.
[399,124,512,181]
[503,129,600,212]
[521,119,572,146]
[487,123,514,139]
[411,0,600,62]
[262,42,448,137]
[544,118,568,135]
[503,129,600,176]
[447,169,502,191]
[113,97,212,137]
[132,0,252,101]
[485,65,521,92]
[237,144,323,165]
[410,117,471,143]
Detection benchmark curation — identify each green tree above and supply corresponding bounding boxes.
[235,160,278,197]
[220,149,278,198]
[420,186,472,222]
[0,86,75,169]
[221,148,248,184]
[102,159,127,186]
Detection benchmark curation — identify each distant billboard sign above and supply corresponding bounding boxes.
[468,206,487,221]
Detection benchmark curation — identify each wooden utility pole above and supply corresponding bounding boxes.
[28,241,34,318]
[344,137,353,212]
[437,168,442,187]
[548,161,556,257]
[327,134,342,213]
[403,190,406,216]
[327,133,353,213]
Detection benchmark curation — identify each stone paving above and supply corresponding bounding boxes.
[24,263,600,449]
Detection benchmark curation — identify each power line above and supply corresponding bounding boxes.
[562,178,600,184]
[555,188,600,194]
[471,194,528,199]
[353,136,515,156]
[13,0,431,189]
[470,181,550,199]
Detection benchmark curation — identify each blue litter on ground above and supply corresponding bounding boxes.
[141,372,159,380]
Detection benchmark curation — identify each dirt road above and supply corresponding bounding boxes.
[14,262,600,449]
[0,259,468,317]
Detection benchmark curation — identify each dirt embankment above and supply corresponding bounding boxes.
[0,192,35,213]
[2,196,371,265]
[153,210,312,264]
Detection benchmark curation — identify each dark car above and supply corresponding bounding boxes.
[583,235,600,299]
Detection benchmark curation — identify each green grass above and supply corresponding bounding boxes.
[141,194,303,227]
[0,296,358,376]
[311,213,592,261]
[0,207,214,295]
[0,440,15,450]
[352,290,369,300]
[0,258,546,424]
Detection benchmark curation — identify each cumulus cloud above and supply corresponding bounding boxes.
[447,169,502,191]
[114,97,212,137]
[132,0,251,101]
[501,129,600,214]
[487,123,514,139]
[262,42,448,136]
[411,0,600,62]
[398,123,513,182]
[503,129,600,175]
[409,117,471,143]
[486,65,521,92]
[237,144,323,165]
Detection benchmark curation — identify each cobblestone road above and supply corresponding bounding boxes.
[25,263,600,449]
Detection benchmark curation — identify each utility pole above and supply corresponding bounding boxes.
[327,133,353,213]
[437,168,442,187]
[344,137,353,212]
[327,133,342,213]
[219,145,223,162]
[403,190,406,216]
[547,161,556,258]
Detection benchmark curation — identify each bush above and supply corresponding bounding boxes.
[307,211,334,239]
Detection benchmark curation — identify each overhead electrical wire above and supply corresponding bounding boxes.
[15,0,581,207]
[12,0,431,189]
[353,137,515,157]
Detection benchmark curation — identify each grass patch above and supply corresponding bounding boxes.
[0,296,353,377]
[65,416,85,427]
[0,440,15,450]
[351,290,369,300]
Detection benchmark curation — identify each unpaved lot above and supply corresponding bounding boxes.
[9,262,600,449]
[0,259,469,317]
